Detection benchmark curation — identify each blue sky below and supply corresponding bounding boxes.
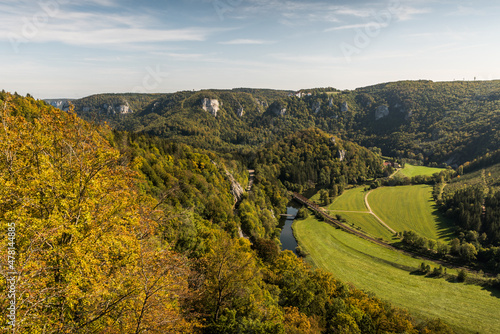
[1,0,499,98]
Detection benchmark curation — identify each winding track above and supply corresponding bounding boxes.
[364,190,397,234]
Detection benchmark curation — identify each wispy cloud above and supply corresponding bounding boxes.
[325,22,389,32]
[76,0,119,7]
[0,2,216,50]
[393,6,431,21]
[324,3,430,32]
[218,39,274,45]
[447,5,486,17]
[334,7,373,18]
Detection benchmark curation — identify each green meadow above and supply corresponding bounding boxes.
[325,187,368,212]
[294,217,500,334]
[368,185,456,241]
[396,164,447,178]
[334,211,395,241]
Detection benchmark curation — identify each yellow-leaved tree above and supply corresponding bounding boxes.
[0,94,196,333]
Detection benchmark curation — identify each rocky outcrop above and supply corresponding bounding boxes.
[338,149,346,162]
[46,100,71,112]
[375,105,390,120]
[46,99,132,115]
[210,161,245,204]
[116,103,130,114]
[201,98,220,117]
[152,102,160,111]
[312,101,321,113]
[269,102,286,116]
[101,103,131,115]
[237,107,245,117]
[255,99,268,112]
[329,98,334,108]
[341,102,349,112]
[224,169,245,203]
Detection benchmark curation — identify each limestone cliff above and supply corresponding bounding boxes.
[201,98,220,117]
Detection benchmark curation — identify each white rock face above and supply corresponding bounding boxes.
[329,98,334,107]
[338,149,346,162]
[375,105,390,120]
[101,102,131,115]
[341,102,349,112]
[201,98,220,117]
[237,107,245,117]
[117,104,130,114]
[46,100,71,111]
[225,170,245,203]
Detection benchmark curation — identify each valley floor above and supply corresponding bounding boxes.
[294,217,500,334]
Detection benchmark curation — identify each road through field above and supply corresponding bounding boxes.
[364,190,397,234]
[328,188,396,235]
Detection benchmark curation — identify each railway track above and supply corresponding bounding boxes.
[291,192,396,250]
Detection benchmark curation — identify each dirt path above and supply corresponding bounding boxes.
[364,190,397,234]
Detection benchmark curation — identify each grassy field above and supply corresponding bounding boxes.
[325,187,368,212]
[396,164,446,178]
[368,185,456,241]
[294,217,500,334]
[333,212,395,241]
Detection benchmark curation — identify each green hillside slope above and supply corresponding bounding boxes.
[65,80,500,164]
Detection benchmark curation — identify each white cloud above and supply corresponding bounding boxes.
[334,7,373,18]
[325,22,389,32]
[218,39,274,45]
[0,3,216,50]
[392,6,431,21]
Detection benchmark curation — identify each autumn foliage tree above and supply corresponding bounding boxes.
[0,94,194,333]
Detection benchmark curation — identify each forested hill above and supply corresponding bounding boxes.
[59,80,500,166]
[255,128,383,192]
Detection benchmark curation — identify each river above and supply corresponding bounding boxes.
[279,203,301,254]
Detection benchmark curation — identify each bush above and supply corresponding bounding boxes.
[457,269,468,282]
[432,265,444,277]
[295,246,308,257]
[296,207,309,219]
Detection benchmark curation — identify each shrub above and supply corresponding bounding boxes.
[457,269,468,282]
